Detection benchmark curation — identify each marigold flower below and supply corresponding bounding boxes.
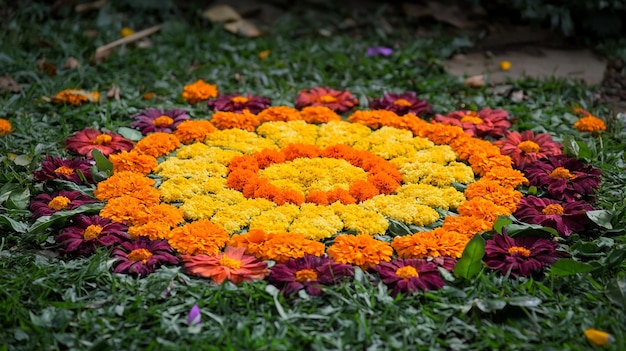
[257,106,302,122]
[268,255,354,296]
[168,219,229,256]
[55,215,129,255]
[464,180,523,214]
[207,93,271,114]
[327,234,392,269]
[584,328,614,346]
[228,230,324,263]
[182,246,268,284]
[181,79,218,104]
[130,108,190,135]
[372,258,445,296]
[433,108,512,139]
[514,196,592,236]
[211,110,260,132]
[574,115,606,134]
[258,50,270,60]
[94,171,156,201]
[111,237,180,277]
[369,92,431,116]
[348,110,400,130]
[441,215,491,236]
[299,106,342,124]
[484,231,567,277]
[295,87,358,113]
[392,228,469,259]
[481,166,529,188]
[29,190,98,218]
[134,132,180,158]
[128,222,171,241]
[494,130,562,169]
[120,27,134,37]
[457,197,512,225]
[99,195,147,224]
[0,118,12,136]
[33,154,94,184]
[52,89,99,106]
[173,120,217,144]
[108,150,158,175]
[499,61,512,71]
[65,128,134,158]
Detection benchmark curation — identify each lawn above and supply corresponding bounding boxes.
[1,1,625,350]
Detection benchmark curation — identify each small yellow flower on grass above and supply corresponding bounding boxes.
[499,60,512,71]
[584,328,614,346]
[0,118,13,136]
[121,27,135,37]
[258,50,270,60]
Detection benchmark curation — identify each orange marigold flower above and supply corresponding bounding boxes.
[134,132,180,158]
[464,180,523,214]
[109,150,158,175]
[211,110,260,132]
[349,179,380,202]
[482,166,529,188]
[0,118,13,136]
[457,197,511,225]
[142,92,155,100]
[94,171,156,201]
[181,79,218,104]
[468,153,513,177]
[305,191,330,205]
[368,172,400,194]
[52,89,100,106]
[392,228,470,259]
[257,106,302,122]
[300,106,341,124]
[228,229,270,257]
[100,196,148,224]
[168,219,229,256]
[182,246,268,285]
[132,203,185,227]
[227,169,258,191]
[281,143,321,161]
[273,189,305,206]
[257,232,325,263]
[420,123,465,145]
[327,234,393,269]
[326,188,356,205]
[347,110,399,130]
[228,155,259,173]
[574,115,606,134]
[254,148,285,169]
[173,120,217,144]
[441,215,492,237]
[128,222,171,240]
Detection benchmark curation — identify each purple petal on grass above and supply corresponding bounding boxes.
[366,47,393,57]
[187,304,201,325]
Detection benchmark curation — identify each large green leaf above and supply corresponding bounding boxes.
[91,149,113,174]
[117,127,143,141]
[28,203,104,234]
[0,214,29,233]
[606,279,626,309]
[549,259,594,276]
[586,210,613,230]
[453,234,485,280]
[6,188,30,210]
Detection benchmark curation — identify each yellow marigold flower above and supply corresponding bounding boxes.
[330,203,388,235]
[362,195,440,226]
[128,222,171,240]
[288,203,344,240]
[257,106,302,123]
[574,115,607,134]
[396,184,466,210]
[94,171,155,201]
[499,60,512,71]
[464,179,523,213]
[205,128,278,154]
[179,194,224,220]
[134,132,180,158]
[300,106,341,124]
[584,328,614,346]
[0,118,12,136]
[173,120,216,144]
[168,219,229,255]
[120,27,134,37]
[109,150,158,175]
[211,110,260,132]
[248,204,300,232]
[258,50,270,60]
[256,120,319,147]
[327,234,393,269]
[316,121,372,148]
[482,166,529,188]
[51,89,99,106]
[181,79,218,104]
[392,228,469,259]
[156,158,227,179]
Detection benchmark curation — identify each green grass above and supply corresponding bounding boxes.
[1,2,626,350]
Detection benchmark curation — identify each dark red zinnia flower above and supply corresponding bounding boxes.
[29,190,98,218]
[111,237,180,277]
[55,214,130,255]
[524,155,602,202]
[433,107,512,139]
[268,255,354,296]
[493,130,562,169]
[207,93,271,114]
[33,154,94,184]
[368,92,431,116]
[514,196,593,236]
[372,258,445,296]
[484,231,567,277]
[295,87,358,114]
[130,108,190,135]
[65,128,134,158]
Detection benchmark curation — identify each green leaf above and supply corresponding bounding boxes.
[387,219,413,236]
[117,127,143,141]
[12,154,31,166]
[0,182,19,204]
[605,279,626,309]
[493,216,513,234]
[6,188,30,210]
[28,203,104,234]
[453,234,485,280]
[586,210,613,230]
[0,214,29,233]
[562,135,580,157]
[549,259,594,276]
[475,299,506,313]
[91,149,113,174]
[504,223,558,238]
[507,296,542,307]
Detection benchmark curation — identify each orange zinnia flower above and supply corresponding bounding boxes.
[173,120,217,144]
[182,246,268,285]
[181,79,218,104]
[211,110,260,132]
[109,150,158,175]
[134,132,181,158]
[168,220,229,256]
[327,234,392,269]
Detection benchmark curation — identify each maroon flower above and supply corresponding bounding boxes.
[33,154,94,184]
[207,93,271,114]
[130,108,190,135]
[493,130,562,169]
[514,196,593,236]
[111,237,180,277]
[430,256,457,271]
[65,128,134,158]
[295,87,358,114]
[372,259,445,297]
[524,155,602,202]
[268,255,354,296]
[368,92,431,116]
[55,215,129,255]
[484,231,566,277]
[29,190,98,218]
[433,107,512,139]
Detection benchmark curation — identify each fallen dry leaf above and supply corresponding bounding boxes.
[135,38,153,49]
[202,4,242,23]
[63,57,81,69]
[75,0,106,13]
[84,29,99,38]
[106,85,120,101]
[511,90,525,102]
[36,59,57,77]
[93,24,162,64]
[0,74,21,94]
[224,19,263,38]
[464,75,484,88]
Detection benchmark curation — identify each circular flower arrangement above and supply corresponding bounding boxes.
[30,82,604,298]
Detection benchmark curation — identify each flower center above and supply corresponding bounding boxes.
[549,167,576,180]
[54,166,75,175]
[319,95,337,103]
[295,269,319,282]
[395,265,419,279]
[92,134,113,145]
[127,248,153,263]
[542,204,565,215]
[507,246,531,257]
[153,115,174,126]
[48,196,71,210]
[83,224,104,240]
[231,96,249,104]
[219,256,242,269]
[517,140,541,153]
[460,112,483,125]
[392,98,412,107]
